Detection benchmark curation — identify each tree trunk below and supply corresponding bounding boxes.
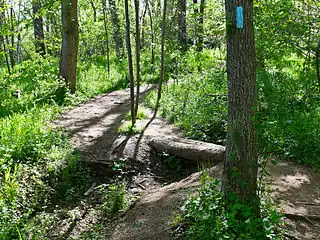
[89,0,97,22]
[101,0,110,74]
[124,0,136,126]
[59,0,79,94]
[198,0,205,51]
[193,0,198,47]
[178,0,187,51]
[33,0,46,57]
[154,0,167,113]
[9,7,15,68]
[109,0,123,58]
[134,0,141,116]
[145,0,154,64]
[17,0,22,64]
[221,0,259,210]
[149,137,225,164]
[316,40,320,87]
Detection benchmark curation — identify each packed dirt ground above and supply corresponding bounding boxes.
[54,86,320,240]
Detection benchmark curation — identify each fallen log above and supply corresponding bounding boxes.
[148,137,225,164]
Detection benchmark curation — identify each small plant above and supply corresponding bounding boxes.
[125,108,148,121]
[174,171,285,240]
[100,182,127,217]
[117,122,142,134]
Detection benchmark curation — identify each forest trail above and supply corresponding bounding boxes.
[55,87,320,240]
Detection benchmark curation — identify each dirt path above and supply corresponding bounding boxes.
[55,87,320,240]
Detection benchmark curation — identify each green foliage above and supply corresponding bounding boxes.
[100,182,127,216]
[117,122,142,134]
[125,108,148,121]
[257,62,320,167]
[175,172,285,240]
[147,49,227,144]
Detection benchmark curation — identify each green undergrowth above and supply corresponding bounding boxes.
[147,49,320,168]
[0,54,134,239]
[174,171,285,240]
[146,49,228,145]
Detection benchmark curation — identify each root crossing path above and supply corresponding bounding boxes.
[55,87,320,240]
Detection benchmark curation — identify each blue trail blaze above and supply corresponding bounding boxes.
[236,6,244,29]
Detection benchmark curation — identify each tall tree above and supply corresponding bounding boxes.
[178,0,187,50]
[145,0,154,64]
[60,0,79,93]
[124,0,135,126]
[155,0,167,113]
[101,0,110,73]
[134,0,141,116]
[9,7,14,68]
[0,0,10,74]
[221,0,259,211]
[33,0,46,57]
[197,0,205,51]
[109,0,123,58]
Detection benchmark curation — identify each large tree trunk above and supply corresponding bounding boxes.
[221,0,259,209]
[109,0,123,58]
[149,137,225,164]
[124,0,136,126]
[60,0,79,94]
[178,0,187,51]
[134,0,141,116]
[101,0,110,74]
[33,0,46,57]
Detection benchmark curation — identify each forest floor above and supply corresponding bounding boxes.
[54,86,320,240]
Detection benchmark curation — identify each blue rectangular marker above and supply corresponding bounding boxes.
[236,6,244,29]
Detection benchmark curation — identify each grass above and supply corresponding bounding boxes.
[0,54,132,239]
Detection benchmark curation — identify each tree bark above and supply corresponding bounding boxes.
[0,1,10,74]
[178,0,187,51]
[17,0,22,64]
[134,0,141,116]
[33,0,46,57]
[101,0,110,74]
[193,0,198,47]
[316,40,320,87]
[198,0,205,51]
[59,0,79,94]
[89,0,97,22]
[9,7,15,68]
[145,0,154,64]
[221,0,259,209]
[109,0,123,58]
[154,0,167,113]
[149,137,225,164]
[124,0,136,126]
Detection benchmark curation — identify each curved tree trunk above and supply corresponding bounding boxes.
[222,0,259,210]
[60,0,79,94]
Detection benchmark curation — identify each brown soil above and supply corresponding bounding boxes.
[54,87,320,240]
